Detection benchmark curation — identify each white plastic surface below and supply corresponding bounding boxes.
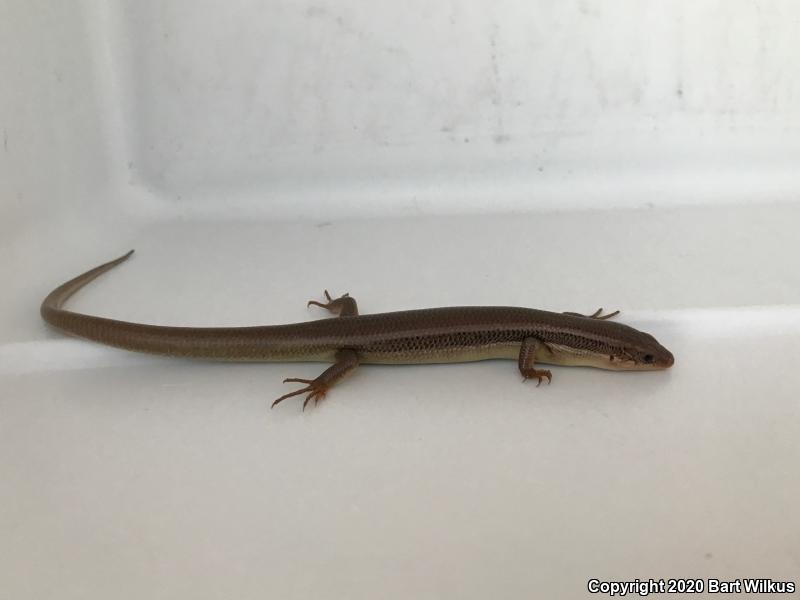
[2,2,799,598]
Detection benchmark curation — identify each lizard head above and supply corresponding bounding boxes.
[603,327,674,371]
[545,320,674,371]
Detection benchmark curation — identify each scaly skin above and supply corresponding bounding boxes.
[41,251,674,409]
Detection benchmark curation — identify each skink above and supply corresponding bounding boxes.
[41,251,674,410]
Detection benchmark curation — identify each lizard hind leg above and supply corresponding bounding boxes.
[271,348,360,411]
[307,290,359,316]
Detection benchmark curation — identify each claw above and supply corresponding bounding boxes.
[271,385,314,408]
[273,378,330,410]
[595,309,620,320]
[308,290,330,309]
[564,308,620,320]
[302,390,326,411]
[522,369,552,387]
[536,370,552,387]
[308,290,337,310]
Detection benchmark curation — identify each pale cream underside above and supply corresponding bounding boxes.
[295,342,638,371]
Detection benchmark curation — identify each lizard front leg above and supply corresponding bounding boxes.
[518,337,552,386]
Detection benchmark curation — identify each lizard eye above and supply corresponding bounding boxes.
[643,354,654,364]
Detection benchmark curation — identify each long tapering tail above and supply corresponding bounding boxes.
[40,250,135,316]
